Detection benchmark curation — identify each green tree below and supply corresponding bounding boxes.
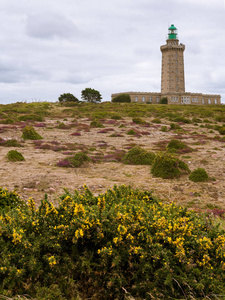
[81,88,102,103]
[160,97,168,104]
[58,93,79,104]
[112,93,131,103]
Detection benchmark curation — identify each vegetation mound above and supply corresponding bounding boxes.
[57,152,91,168]
[151,152,190,179]
[0,185,225,299]
[123,147,155,165]
[22,126,43,140]
[189,167,209,182]
[7,150,25,162]
[167,139,193,154]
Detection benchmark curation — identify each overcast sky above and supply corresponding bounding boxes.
[0,0,224,104]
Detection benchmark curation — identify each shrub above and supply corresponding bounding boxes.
[152,118,161,124]
[173,116,191,124]
[111,93,131,103]
[170,123,181,130]
[218,126,225,135]
[189,168,209,182]
[123,147,155,165]
[110,114,122,120]
[132,117,146,124]
[90,120,104,128]
[22,126,43,140]
[58,93,79,104]
[126,129,137,135]
[160,97,168,104]
[0,118,15,124]
[160,126,168,132]
[7,150,25,162]
[1,185,225,299]
[0,139,23,147]
[0,187,25,210]
[18,114,43,122]
[57,152,91,168]
[166,139,193,154]
[151,152,190,179]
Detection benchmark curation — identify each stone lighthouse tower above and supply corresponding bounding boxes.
[111,24,221,105]
[160,24,185,94]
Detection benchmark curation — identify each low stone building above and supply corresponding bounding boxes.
[111,25,221,105]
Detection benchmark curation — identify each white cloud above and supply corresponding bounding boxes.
[26,13,78,39]
[0,0,224,103]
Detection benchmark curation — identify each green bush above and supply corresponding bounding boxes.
[218,126,225,135]
[7,150,25,162]
[170,123,181,130]
[151,152,190,179]
[123,147,155,165]
[0,139,23,147]
[132,117,146,124]
[110,114,122,120]
[160,97,168,104]
[160,125,168,132]
[166,139,193,154]
[18,114,43,122]
[22,126,43,140]
[173,116,191,124]
[58,93,79,104]
[152,118,161,124]
[90,119,104,128]
[0,118,16,124]
[189,168,209,182]
[0,187,25,210]
[111,93,131,103]
[57,152,91,168]
[0,185,225,299]
[126,129,137,135]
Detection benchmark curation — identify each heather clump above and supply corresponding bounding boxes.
[0,138,23,147]
[166,139,193,154]
[90,119,104,128]
[123,147,155,165]
[151,152,190,179]
[132,117,146,124]
[57,152,91,168]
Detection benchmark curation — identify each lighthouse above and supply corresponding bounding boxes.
[111,24,221,105]
[160,24,185,94]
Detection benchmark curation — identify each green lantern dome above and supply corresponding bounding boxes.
[168,24,178,39]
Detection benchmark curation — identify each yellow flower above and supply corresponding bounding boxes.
[75,228,84,239]
[48,255,57,267]
[12,229,23,244]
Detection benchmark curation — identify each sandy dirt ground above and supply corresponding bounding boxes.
[0,116,225,211]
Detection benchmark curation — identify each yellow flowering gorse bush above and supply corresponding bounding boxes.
[0,185,225,299]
